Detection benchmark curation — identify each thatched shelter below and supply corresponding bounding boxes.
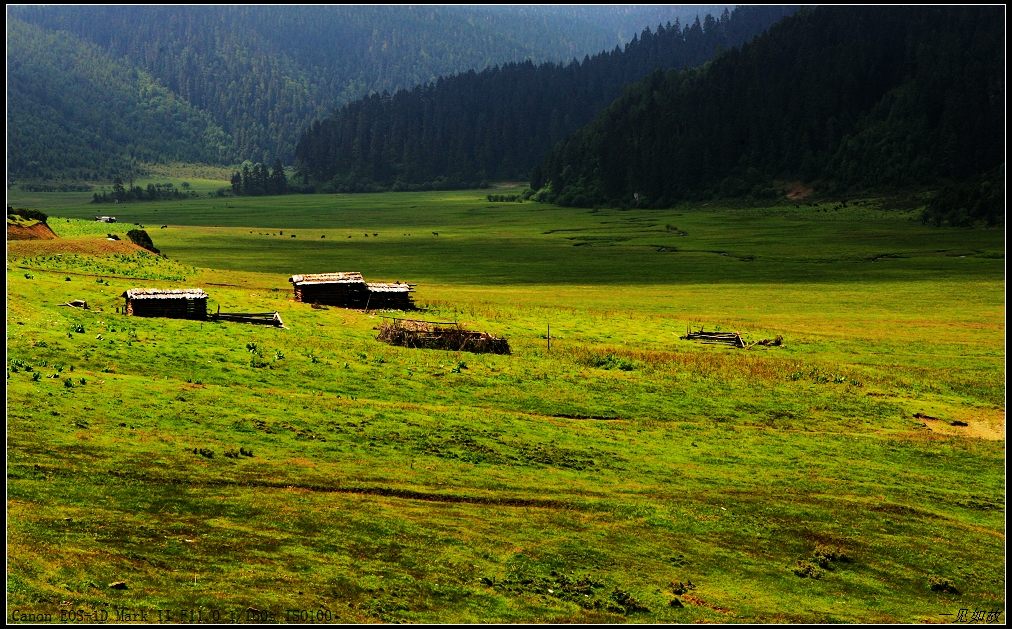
[122,288,208,319]
[289,272,414,309]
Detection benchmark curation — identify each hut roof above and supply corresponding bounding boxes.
[366,282,413,293]
[289,272,364,286]
[122,288,208,300]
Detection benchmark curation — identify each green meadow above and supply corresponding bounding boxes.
[6,187,1005,623]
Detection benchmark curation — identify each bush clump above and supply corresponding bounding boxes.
[583,353,637,371]
[608,588,650,614]
[126,229,160,254]
[793,560,824,579]
[928,575,959,594]
[812,544,851,568]
[794,543,852,579]
[7,207,48,223]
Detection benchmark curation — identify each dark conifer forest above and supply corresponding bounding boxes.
[534,6,1004,225]
[293,6,797,191]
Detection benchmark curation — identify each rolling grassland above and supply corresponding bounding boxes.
[6,188,1004,622]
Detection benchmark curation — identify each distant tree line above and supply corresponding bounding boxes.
[92,178,198,203]
[294,6,797,192]
[17,183,93,193]
[229,160,289,196]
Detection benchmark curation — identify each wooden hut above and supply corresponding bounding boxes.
[289,272,369,307]
[122,288,208,319]
[365,282,415,310]
[289,272,415,309]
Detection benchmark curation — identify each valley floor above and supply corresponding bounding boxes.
[6,190,1005,622]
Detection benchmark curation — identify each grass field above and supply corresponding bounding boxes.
[6,187,1005,623]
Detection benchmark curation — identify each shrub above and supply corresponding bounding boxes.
[928,575,959,594]
[813,544,850,568]
[795,544,851,578]
[8,207,48,223]
[126,229,160,254]
[793,560,824,579]
[584,353,637,371]
[9,359,31,373]
[608,588,650,614]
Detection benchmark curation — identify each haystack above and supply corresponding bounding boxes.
[377,319,510,354]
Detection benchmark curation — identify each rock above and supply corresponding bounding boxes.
[108,581,128,589]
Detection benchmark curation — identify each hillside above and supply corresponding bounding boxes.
[8,5,729,178]
[7,18,229,181]
[293,6,797,191]
[535,6,1004,224]
[6,217,57,241]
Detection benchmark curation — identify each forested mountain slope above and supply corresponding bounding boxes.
[8,5,729,178]
[293,6,797,191]
[7,18,229,181]
[534,6,1004,224]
